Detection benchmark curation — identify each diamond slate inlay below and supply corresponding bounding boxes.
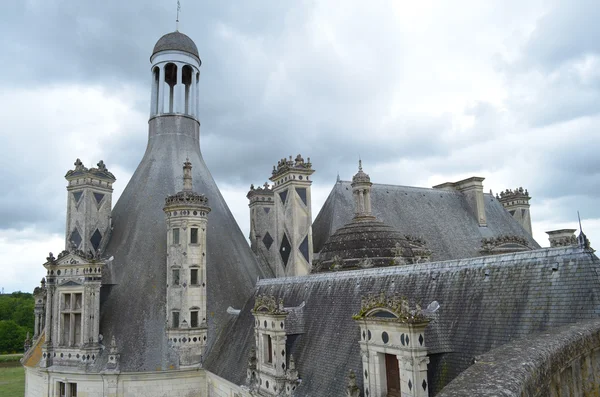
[262,232,274,250]
[72,191,83,203]
[69,229,82,248]
[93,192,105,205]
[408,379,412,390]
[295,187,307,206]
[419,334,424,346]
[263,207,270,214]
[280,233,292,268]
[299,235,309,262]
[279,189,288,206]
[90,229,102,251]
[422,379,427,391]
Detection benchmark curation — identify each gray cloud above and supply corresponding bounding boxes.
[2,0,600,292]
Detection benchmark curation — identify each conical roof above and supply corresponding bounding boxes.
[100,115,271,372]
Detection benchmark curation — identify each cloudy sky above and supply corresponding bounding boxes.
[1,0,599,293]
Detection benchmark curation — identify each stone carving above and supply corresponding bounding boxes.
[496,187,530,200]
[65,158,115,180]
[481,235,529,251]
[271,154,313,178]
[253,295,287,314]
[353,293,429,324]
[164,190,209,206]
[346,370,360,397]
[46,253,56,265]
[550,235,578,247]
[358,257,374,269]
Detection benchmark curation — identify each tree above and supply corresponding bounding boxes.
[0,320,28,354]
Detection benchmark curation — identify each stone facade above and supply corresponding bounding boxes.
[40,250,103,369]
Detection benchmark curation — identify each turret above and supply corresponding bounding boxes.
[64,159,116,254]
[351,160,374,219]
[247,183,277,274]
[497,187,532,235]
[269,155,315,276]
[163,160,211,366]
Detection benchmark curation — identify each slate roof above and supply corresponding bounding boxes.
[98,115,272,372]
[206,245,600,396]
[313,180,540,262]
[152,31,200,61]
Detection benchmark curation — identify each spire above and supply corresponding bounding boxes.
[183,159,193,191]
[176,1,181,31]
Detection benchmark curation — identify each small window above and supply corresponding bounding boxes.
[190,310,199,328]
[59,382,66,397]
[190,228,198,244]
[172,269,180,286]
[172,228,180,245]
[190,269,198,285]
[172,311,180,328]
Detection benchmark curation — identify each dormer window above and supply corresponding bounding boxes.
[60,292,82,347]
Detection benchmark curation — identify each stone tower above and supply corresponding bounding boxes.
[269,155,314,277]
[163,160,211,366]
[247,183,278,275]
[64,159,116,254]
[497,187,532,235]
[98,30,269,372]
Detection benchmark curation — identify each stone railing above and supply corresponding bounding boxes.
[437,319,600,396]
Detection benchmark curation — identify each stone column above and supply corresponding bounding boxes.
[195,71,200,117]
[150,69,158,116]
[358,190,365,214]
[44,284,54,343]
[92,284,101,343]
[176,63,184,113]
[158,65,165,114]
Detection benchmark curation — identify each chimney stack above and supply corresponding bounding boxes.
[546,229,577,248]
[434,177,487,227]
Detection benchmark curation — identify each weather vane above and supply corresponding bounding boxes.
[176,1,181,31]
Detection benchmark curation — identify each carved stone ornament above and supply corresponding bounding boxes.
[253,294,287,315]
[353,293,429,324]
[481,235,529,251]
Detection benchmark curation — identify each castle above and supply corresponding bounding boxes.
[22,29,600,397]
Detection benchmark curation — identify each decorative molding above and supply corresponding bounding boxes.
[353,293,429,324]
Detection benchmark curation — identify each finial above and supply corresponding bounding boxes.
[176,1,181,31]
[358,158,362,172]
[336,172,340,183]
[578,210,583,234]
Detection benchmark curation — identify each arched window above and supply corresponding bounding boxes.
[182,65,193,115]
[164,63,177,113]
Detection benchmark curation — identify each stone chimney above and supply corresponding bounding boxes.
[433,177,487,227]
[497,187,532,235]
[546,229,577,248]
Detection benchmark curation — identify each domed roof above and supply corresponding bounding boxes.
[313,217,432,273]
[152,31,200,60]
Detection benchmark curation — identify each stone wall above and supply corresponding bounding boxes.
[437,319,600,397]
[25,366,208,397]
